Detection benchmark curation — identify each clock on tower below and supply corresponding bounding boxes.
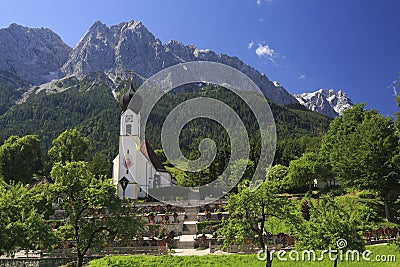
[125,115,133,122]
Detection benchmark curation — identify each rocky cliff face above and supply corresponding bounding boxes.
[0,23,71,85]
[294,89,353,117]
[61,20,298,105]
[0,21,300,106]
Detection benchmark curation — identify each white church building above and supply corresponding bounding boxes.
[113,82,173,199]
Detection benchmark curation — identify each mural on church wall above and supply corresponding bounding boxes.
[123,152,133,168]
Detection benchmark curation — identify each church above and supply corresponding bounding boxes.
[112,82,173,199]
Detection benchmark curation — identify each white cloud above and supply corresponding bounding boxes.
[298,74,306,80]
[256,43,277,64]
[388,79,399,96]
[248,41,254,49]
[256,44,275,57]
[258,18,264,22]
[255,42,285,66]
[257,0,272,5]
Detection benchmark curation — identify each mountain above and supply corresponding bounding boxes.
[0,77,331,162]
[0,20,334,163]
[0,23,71,85]
[0,70,30,115]
[294,89,353,117]
[61,20,298,105]
[0,21,298,106]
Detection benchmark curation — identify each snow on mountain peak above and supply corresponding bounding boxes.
[294,89,353,117]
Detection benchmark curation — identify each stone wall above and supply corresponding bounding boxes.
[0,256,101,267]
[0,257,73,267]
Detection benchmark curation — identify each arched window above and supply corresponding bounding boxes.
[126,124,132,135]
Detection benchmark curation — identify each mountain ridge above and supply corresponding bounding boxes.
[0,20,353,117]
[61,20,298,105]
[0,23,71,85]
[294,89,353,117]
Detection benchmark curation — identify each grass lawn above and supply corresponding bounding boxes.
[87,244,400,267]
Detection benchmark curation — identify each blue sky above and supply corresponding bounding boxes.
[1,0,399,115]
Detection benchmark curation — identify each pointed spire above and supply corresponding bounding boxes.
[128,69,136,92]
[119,69,142,113]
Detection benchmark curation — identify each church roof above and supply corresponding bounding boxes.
[119,81,142,114]
[140,141,169,173]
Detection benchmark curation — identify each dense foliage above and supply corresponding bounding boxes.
[0,76,331,183]
[48,128,89,165]
[0,129,144,265]
[0,71,29,115]
[320,104,400,221]
[293,197,364,252]
[0,73,121,160]
[217,180,294,267]
[50,161,144,267]
[0,135,42,183]
[0,181,56,256]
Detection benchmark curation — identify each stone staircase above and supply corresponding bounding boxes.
[185,206,199,221]
[177,206,199,249]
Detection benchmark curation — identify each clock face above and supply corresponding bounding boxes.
[125,115,133,122]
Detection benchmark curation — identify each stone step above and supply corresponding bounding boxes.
[183,221,197,234]
[182,229,196,235]
[177,241,195,249]
[185,214,198,221]
[185,207,199,214]
[177,235,196,249]
[185,207,199,221]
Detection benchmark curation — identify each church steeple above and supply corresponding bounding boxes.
[113,71,172,200]
[119,72,143,114]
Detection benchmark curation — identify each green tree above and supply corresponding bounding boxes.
[275,138,303,166]
[0,135,41,183]
[48,129,88,165]
[286,152,320,193]
[88,152,112,178]
[274,135,323,166]
[228,159,255,185]
[182,145,229,187]
[293,197,364,267]
[0,181,56,256]
[217,181,294,267]
[397,92,400,107]
[50,161,144,267]
[395,90,400,135]
[321,104,400,221]
[265,164,289,192]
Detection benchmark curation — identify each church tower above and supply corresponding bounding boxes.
[113,78,173,200]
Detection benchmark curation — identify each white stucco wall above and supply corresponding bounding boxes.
[113,108,172,200]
